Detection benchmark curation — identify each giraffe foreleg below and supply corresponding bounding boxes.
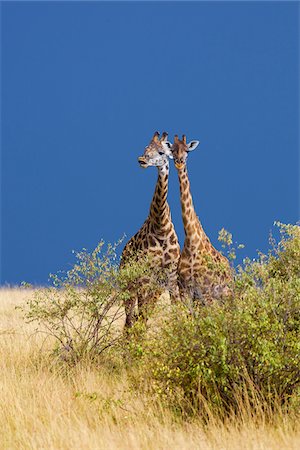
[138,289,161,325]
[137,295,148,324]
[162,260,180,304]
[124,296,138,329]
[168,272,181,304]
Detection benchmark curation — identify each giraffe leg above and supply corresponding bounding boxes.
[124,296,137,329]
[169,282,181,304]
[137,292,153,325]
[178,274,196,304]
[138,291,161,325]
[169,273,181,304]
[137,295,147,324]
[164,262,181,304]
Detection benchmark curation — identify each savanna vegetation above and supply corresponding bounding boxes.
[1,222,300,449]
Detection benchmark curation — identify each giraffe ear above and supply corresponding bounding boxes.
[161,141,173,158]
[187,140,200,152]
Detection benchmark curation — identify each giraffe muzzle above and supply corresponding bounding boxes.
[175,162,185,170]
[138,156,148,168]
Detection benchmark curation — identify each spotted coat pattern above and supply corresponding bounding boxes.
[121,132,180,328]
[172,135,233,305]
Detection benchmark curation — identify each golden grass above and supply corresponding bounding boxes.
[0,288,299,450]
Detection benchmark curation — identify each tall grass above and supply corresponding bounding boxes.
[1,288,300,450]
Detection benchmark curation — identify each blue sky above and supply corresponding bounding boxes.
[1,1,299,285]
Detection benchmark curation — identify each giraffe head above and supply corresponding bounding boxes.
[138,131,173,169]
[168,135,200,170]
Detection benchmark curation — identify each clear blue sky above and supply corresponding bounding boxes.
[1,1,299,285]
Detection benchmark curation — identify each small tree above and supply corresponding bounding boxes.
[24,240,159,363]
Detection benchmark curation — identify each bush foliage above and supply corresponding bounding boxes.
[132,222,300,415]
[24,222,300,417]
[24,240,158,363]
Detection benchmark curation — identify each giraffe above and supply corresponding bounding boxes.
[165,134,233,305]
[121,131,181,329]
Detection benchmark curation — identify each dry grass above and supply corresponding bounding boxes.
[0,288,299,450]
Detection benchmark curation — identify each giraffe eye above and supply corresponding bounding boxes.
[158,151,164,155]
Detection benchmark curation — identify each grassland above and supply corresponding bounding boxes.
[0,287,300,450]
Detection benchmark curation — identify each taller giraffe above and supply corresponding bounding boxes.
[121,131,180,328]
[165,134,232,304]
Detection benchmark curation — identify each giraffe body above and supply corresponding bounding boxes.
[121,132,180,328]
[167,135,232,305]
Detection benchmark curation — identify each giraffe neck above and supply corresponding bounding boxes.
[149,163,170,230]
[178,165,205,240]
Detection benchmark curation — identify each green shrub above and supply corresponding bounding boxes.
[23,240,158,363]
[135,223,300,416]
[23,222,300,418]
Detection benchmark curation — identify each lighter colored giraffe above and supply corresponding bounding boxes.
[165,134,232,305]
[121,131,180,328]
